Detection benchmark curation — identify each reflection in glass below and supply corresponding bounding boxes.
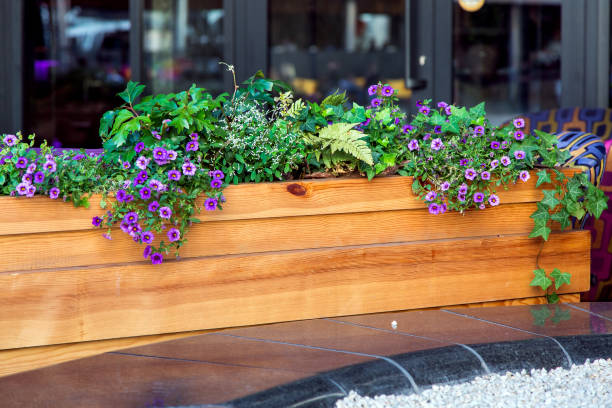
[24,1,130,147]
[268,0,407,107]
[143,0,225,95]
[453,1,561,125]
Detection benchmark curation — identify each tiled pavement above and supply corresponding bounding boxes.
[1,303,611,407]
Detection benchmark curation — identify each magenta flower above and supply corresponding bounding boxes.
[153,147,167,161]
[212,170,225,179]
[381,86,394,97]
[168,170,181,181]
[182,162,196,176]
[211,178,223,189]
[3,134,17,146]
[431,138,444,151]
[440,203,448,214]
[159,206,172,219]
[465,168,477,180]
[152,130,161,140]
[33,171,44,184]
[514,150,526,160]
[120,221,130,233]
[124,212,139,224]
[129,224,142,237]
[190,132,199,140]
[143,245,153,259]
[43,161,57,173]
[92,216,102,227]
[16,182,29,196]
[474,192,485,203]
[15,157,27,169]
[141,231,155,244]
[428,203,440,215]
[151,252,163,265]
[519,170,530,182]
[408,139,419,151]
[167,228,181,242]
[26,185,36,197]
[116,189,127,203]
[136,156,149,170]
[481,171,491,180]
[433,125,442,134]
[444,106,452,115]
[167,150,177,161]
[371,98,382,108]
[513,118,525,128]
[419,106,431,115]
[457,193,466,202]
[425,191,437,201]
[162,119,171,126]
[49,187,60,199]
[135,142,145,153]
[437,102,448,108]
[479,204,486,210]
[490,160,499,169]
[139,187,151,200]
[501,156,511,166]
[186,141,199,151]
[488,194,500,206]
[501,141,509,149]
[459,158,468,166]
[402,124,414,134]
[440,181,450,191]
[474,126,485,135]
[514,130,525,141]
[490,141,500,150]
[148,201,160,212]
[22,174,32,184]
[125,194,135,203]
[205,198,218,211]
[459,184,468,194]
[149,179,163,191]
[367,85,378,96]
[122,161,131,170]
[26,163,36,174]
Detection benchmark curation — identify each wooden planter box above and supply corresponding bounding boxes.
[0,170,590,350]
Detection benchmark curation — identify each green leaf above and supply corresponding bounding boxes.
[585,196,608,219]
[540,190,560,209]
[530,202,551,225]
[546,293,560,304]
[99,110,117,140]
[118,81,146,105]
[235,154,245,164]
[550,268,571,290]
[530,269,552,291]
[566,200,586,219]
[99,197,107,209]
[315,123,374,166]
[412,179,422,195]
[566,179,584,201]
[529,223,551,241]
[536,169,551,188]
[189,218,202,224]
[550,209,571,231]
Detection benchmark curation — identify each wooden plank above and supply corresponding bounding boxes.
[1,203,558,273]
[0,169,578,235]
[0,231,589,350]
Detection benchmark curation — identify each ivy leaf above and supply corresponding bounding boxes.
[546,293,560,304]
[536,169,551,187]
[550,209,571,231]
[412,179,422,195]
[585,196,608,219]
[530,202,551,225]
[530,269,552,291]
[566,200,586,219]
[550,268,571,290]
[529,223,551,241]
[566,180,584,201]
[540,190,560,209]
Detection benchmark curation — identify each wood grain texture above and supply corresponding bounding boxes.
[0,169,578,235]
[0,231,589,350]
[2,203,557,273]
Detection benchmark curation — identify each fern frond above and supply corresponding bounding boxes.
[317,123,374,165]
[321,90,347,106]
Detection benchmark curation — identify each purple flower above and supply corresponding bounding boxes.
[514,130,525,141]
[490,141,500,150]
[123,180,132,189]
[159,206,172,219]
[135,142,145,153]
[167,150,177,161]
[151,253,163,265]
[430,138,444,151]
[513,118,525,128]
[211,178,223,188]
[182,162,196,176]
[103,233,112,240]
[22,174,32,184]
[124,212,139,224]
[3,134,17,146]
[15,157,27,169]
[125,194,135,203]
[481,171,491,181]
[138,170,149,181]
[205,198,218,211]
[437,102,448,108]
[212,170,225,179]
[190,132,199,140]
[153,147,167,161]
[381,86,394,97]
[440,203,447,214]
[408,139,419,151]
[425,191,437,201]
[428,203,440,215]
[514,150,526,160]
[501,141,509,149]
[16,182,29,196]
[474,192,485,203]
[394,117,401,125]
[501,156,511,166]
[149,179,163,191]
[139,187,151,200]
[26,163,36,174]
[141,231,155,244]
[73,154,85,161]
[361,118,371,127]
[371,98,382,108]
[433,125,442,134]
[519,170,530,182]
[488,194,500,206]
[162,119,171,126]
[120,221,131,233]
[43,161,56,173]
[459,158,469,166]
[136,156,149,170]
[167,228,181,242]
[148,201,160,212]
[419,106,431,115]
[92,216,103,227]
[129,224,142,237]
[122,161,131,170]
[26,185,36,197]
[402,124,414,134]
[152,130,161,140]
[465,168,477,180]
[474,126,485,135]
[459,183,468,194]
[143,245,153,259]
[367,85,378,96]
[444,106,452,115]
[423,133,431,141]
[457,193,466,202]
[116,189,127,203]
[33,171,45,184]
[491,160,499,169]
[49,187,60,199]
[479,204,486,210]
[186,141,199,151]
[168,170,181,181]
[440,181,450,191]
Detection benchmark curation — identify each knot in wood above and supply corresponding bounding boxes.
[286,183,307,196]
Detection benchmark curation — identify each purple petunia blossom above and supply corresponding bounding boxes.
[73,154,85,161]
[123,180,132,189]
[167,228,180,242]
[168,170,181,181]
[419,106,430,115]
[459,183,468,194]
[491,160,499,169]
[33,171,45,184]
[151,252,163,265]
[92,216,102,227]
[139,187,151,200]
[488,194,500,206]
[513,118,525,128]
[205,198,218,211]
[371,98,382,108]
[22,174,32,184]
[136,156,150,170]
[440,203,447,214]
[148,201,160,212]
[16,182,29,196]
[490,141,500,150]
[514,150,526,160]
[416,100,423,107]
[514,130,525,141]
[402,124,414,134]
[124,211,139,224]
[186,141,199,151]
[125,194,135,203]
[473,192,485,203]
[440,181,450,191]
[135,142,145,153]
[167,150,177,161]
[26,163,36,174]
[129,224,142,238]
[428,203,440,215]
[361,118,371,127]
[190,132,199,140]
[26,185,36,197]
[465,168,477,180]
[120,221,131,233]
[211,178,223,189]
[457,193,466,202]
[394,117,401,125]
[381,86,394,96]
[479,204,486,210]
[141,231,155,244]
[3,134,17,146]
[501,156,511,166]
[116,189,127,203]
[431,138,444,151]
[49,187,60,199]
[182,162,196,176]
[148,180,163,192]
[408,139,419,151]
[459,158,469,166]
[437,102,448,108]
[445,106,452,115]
[43,161,56,173]
[481,171,491,180]
[103,233,112,240]
[212,170,225,180]
[423,133,431,141]
[138,170,149,182]
[152,130,161,140]
[153,147,167,161]
[159,206,172,219]
[519,170,530,182]
[367,85,378,96]
[143,245,153,259]
[15,157,27,169]
[425,191,437,201]
[433,125,442,134]
[474,126,485,135]
[122,161,131,170]
[501,141,509,149]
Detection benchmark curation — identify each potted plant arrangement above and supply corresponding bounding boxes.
[0,67,606,351]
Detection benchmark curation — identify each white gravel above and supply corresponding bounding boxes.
[335,358,612,408]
